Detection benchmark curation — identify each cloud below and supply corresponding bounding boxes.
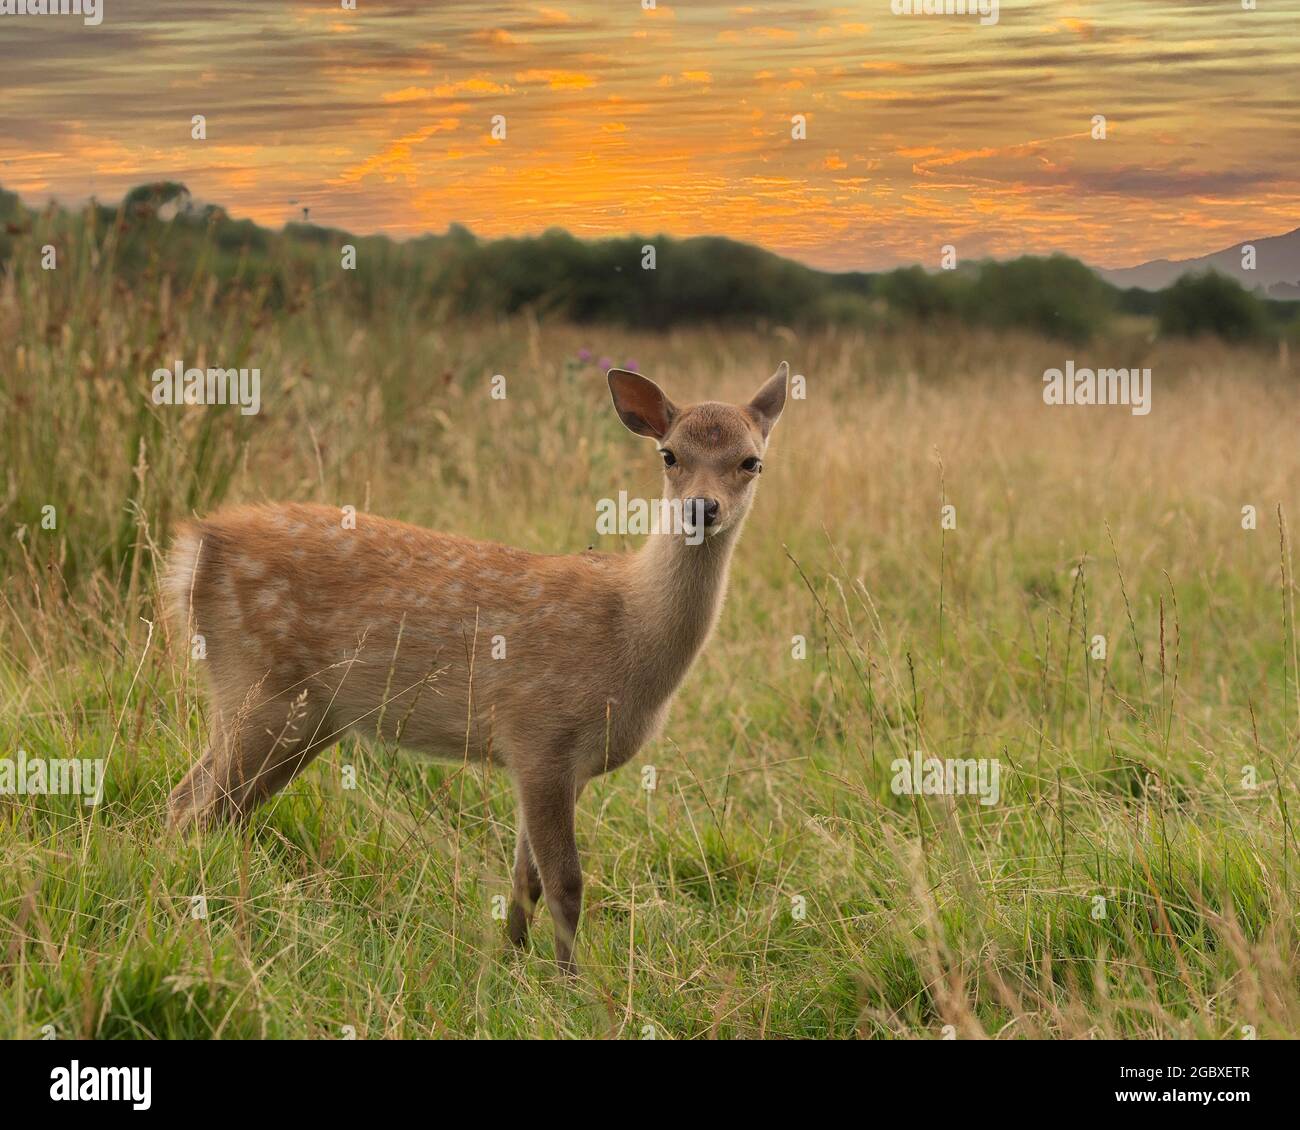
[473,28,520,47]
[382,87,433,103]
[514,69,597,90]
[333,120,461,186]
[432,78,513,97]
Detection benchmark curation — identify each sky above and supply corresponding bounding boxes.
[1,0,1297,272]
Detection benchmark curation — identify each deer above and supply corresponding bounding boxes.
[164,363,789,973]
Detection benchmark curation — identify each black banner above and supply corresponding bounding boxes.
[3,1037,1288,1116]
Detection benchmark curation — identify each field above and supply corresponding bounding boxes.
[2,224,1300,1039]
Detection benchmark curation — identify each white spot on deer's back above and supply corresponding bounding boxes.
[255,577,292,613]
[238,557,267,581]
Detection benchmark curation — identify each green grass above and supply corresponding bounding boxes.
[2,209,1299,1038]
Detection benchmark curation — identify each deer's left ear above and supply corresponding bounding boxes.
[746,362,788,439]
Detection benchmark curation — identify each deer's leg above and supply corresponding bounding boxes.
[507,818,543,946]
[169,700,335,829]
[517,776,583,974]
[168,722,226,829]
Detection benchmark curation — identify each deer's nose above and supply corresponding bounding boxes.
[686,497,720,527]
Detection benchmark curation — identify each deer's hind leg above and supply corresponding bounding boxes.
[167,718,227,829]
[169,691,339,829]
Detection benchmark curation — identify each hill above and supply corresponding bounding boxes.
[1101,225,1300,298]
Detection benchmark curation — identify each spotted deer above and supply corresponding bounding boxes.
[165,363,788,972]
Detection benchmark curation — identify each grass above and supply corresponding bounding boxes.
[2,209,1299,1038]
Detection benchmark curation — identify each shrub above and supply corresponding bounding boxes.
[1157,271,1271,343]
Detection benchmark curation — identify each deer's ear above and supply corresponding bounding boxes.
[746,362,788,438]
[607,369,677,439]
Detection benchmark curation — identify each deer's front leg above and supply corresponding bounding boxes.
[518,776,583,974]
[507,819,543,946]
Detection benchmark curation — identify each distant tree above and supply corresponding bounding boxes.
[120,180,191,218]
[876,266,958,321]
[1157,271,1270,343]
[969,255,1114,344]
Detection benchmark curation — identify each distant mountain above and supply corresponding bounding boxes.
[1100,226,1300,298]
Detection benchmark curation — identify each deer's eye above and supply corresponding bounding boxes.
[660,449,677,467]
[741,456,762,473]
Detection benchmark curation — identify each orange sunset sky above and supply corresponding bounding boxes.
[1,0,1297,271]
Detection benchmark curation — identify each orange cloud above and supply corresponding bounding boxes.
[429,78,512,97]
[382,87,432,103]
[515,70,596,90]
[718,26,798,43]
[473,29,519,47]
[333,120,460,186]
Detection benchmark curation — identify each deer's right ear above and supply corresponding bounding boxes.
[607,369,677,439]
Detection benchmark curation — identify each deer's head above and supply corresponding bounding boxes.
[608,363,788,539]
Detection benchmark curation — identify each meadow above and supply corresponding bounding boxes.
[2,210,1299,1039]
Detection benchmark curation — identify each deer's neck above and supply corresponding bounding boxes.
[625,525,740,700]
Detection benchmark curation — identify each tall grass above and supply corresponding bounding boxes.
[1,210,1298,1038]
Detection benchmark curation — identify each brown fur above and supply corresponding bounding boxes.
[165,364,788,971]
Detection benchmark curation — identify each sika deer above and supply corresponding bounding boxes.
[165,363,788,972]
